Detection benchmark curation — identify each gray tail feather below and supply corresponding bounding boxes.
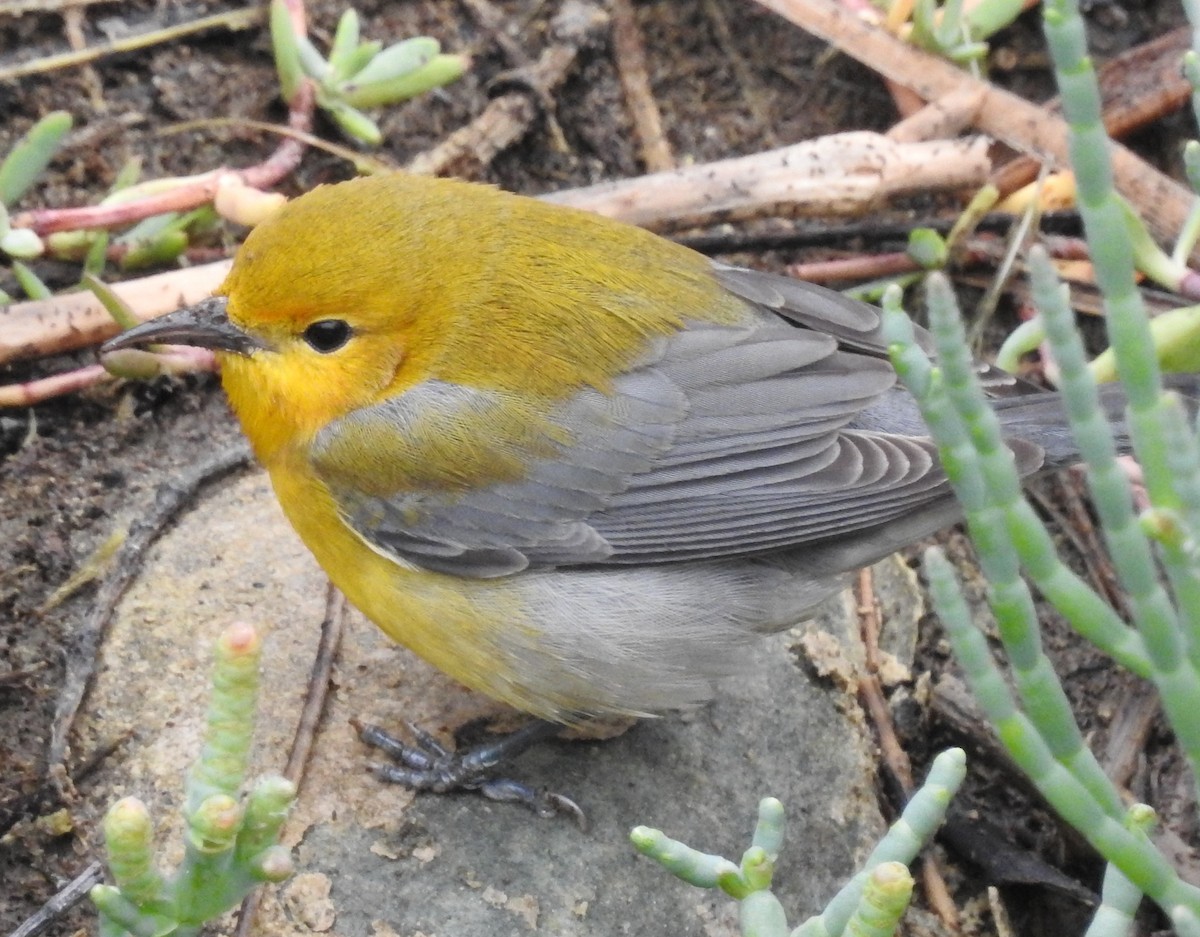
[808,376,1200,579]
[793,497,966,579]
[994,377,1200,470]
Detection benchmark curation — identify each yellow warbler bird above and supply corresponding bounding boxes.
[103,173,1072,794]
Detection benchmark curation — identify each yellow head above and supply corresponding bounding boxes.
[103,173,742,463]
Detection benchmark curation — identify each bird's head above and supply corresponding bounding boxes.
[101,176,479,460]
[102,173,742,462]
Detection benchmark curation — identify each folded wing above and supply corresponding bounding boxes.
[310,264,1042,577]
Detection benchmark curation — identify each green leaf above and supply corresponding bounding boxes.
[110,157,142,193]
[345,36,439,88]
[321,97,382,145]
[1091,305,1200,381]
[934,0,966,48]
[964,0,1027,40]
[11,260,51,299]
[340,53,468,109]
[906,228,949,269]
[327,9,361,79]
[0,111,72,208]
[1,227,45,259]
[115,211,179,246]
[1116,195,1187,291]
[342,39,383,79]
[910,0,940,50]
[82,271,140,330]
[296,32,331,82]
[270,0,304,104]
[44,228,100,262]
[83,229,110,276]
[119,229,188,271]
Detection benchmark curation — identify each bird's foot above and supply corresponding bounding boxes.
[351,718,587,829]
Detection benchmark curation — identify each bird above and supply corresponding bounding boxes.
[101,172,1096,807]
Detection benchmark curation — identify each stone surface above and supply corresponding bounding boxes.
[83,469,926,936]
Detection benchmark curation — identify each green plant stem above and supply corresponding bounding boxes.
[1045,0,1200,783]
[924,548,1200,914]
[885,280,1131,815]
[795,748,965,937]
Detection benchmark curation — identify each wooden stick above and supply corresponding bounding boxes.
[752,0,1194,248]
[407,0,609,177]
[0,261,230,364]
[611,0,673,171]
[0,7,264,83]
[887,87,986,144]
[991,25,1192,196]
[545,133,990,230]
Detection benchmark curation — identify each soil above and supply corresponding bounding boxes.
[0,1,1194,935]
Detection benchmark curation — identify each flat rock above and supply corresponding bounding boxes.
[82,469,925,937]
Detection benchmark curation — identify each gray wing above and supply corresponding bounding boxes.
[310,264,1043,578]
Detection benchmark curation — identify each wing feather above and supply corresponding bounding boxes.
[310,262,1043,577]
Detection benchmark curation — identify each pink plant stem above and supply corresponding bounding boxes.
[12,82,315,236]
[0,364,111,407]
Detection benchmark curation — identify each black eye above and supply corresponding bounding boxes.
[303,319,351,353]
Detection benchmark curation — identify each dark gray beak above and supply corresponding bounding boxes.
[101,296,266,356]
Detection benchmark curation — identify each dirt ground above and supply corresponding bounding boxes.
[0,0,1195,935]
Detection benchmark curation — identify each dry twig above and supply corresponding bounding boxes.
[407,0,609,177]
[788,251,918,284]
[7,861,104,937]
[887,87,986,144]
[546,133,991,230]
[459,0,533,67]
[990,25,1192,196]
[0,7,264,82]
[753,0,1195,249]
[611,0,673,172]
[0,261,231,365]
[854,569,959,931]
